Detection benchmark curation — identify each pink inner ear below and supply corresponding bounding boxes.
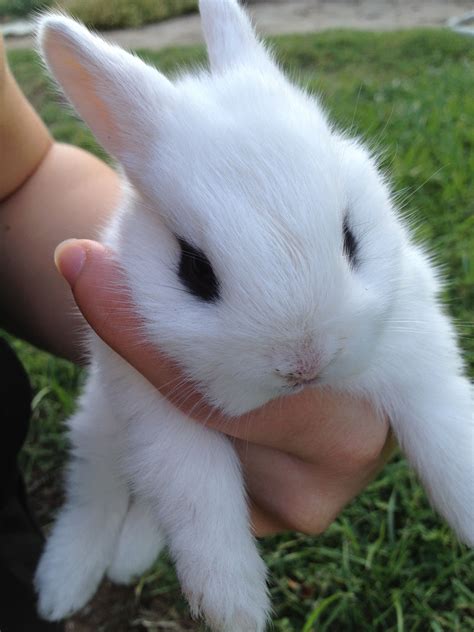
[53,49,115,148]
[41,17,174,173]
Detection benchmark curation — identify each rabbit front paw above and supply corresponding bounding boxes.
[34,502,124,620]
[35,538,105,621]
[107,498,165,584]
[179,546,270,632]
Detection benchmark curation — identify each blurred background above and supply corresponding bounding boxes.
[2,1,473,631]
[2,1,474,46]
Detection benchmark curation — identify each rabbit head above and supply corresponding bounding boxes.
[39,1,407,415]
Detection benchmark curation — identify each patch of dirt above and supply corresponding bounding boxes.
[6,0,474,50]
[65,582,196,632]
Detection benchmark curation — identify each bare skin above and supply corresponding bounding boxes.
[0,39,395,536]
[0,143,119,358]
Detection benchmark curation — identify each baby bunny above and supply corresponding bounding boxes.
[35,1,473,630]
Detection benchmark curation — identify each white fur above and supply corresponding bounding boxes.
[35,1,473,630]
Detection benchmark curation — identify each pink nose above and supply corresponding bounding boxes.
[275,345,323,386]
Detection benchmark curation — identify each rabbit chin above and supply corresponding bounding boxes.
[198,379,283,418]
[201,376,337,418]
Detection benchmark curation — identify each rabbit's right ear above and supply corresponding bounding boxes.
[199,0,277,74]
[38,15,175,171]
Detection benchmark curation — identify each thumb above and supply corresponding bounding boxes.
[54,238,130,340]
[54,238,164,376]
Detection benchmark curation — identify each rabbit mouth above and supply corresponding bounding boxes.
[283,377,322,393]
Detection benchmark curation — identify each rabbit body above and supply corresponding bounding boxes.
[35,1,473,630]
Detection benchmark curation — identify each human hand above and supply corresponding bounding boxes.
[54,238,396,536]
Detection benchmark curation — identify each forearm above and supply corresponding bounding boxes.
[0,142,120,361]
[0,36,52,199]
[0,35,120,359]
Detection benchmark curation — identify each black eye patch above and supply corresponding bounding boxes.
[343,216,358,267]
[177,237,220,302]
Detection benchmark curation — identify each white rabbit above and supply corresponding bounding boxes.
[35,1,473,630]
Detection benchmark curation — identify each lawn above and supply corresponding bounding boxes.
[5,28,474,632]
[0,0,198,27]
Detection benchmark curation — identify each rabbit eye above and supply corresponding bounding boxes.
[343,216,358,267]
[177,237,220,302]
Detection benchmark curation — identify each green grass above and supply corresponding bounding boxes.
[5,29,474,632]
[0,0,46,19]
[0,0,197,26]
[65,0,197,30]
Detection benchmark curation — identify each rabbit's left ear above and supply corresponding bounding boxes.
[38,15,175,168]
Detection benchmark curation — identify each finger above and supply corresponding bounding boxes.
[237,438,394,536]
[248,500,289,537]
[237,441,339,534]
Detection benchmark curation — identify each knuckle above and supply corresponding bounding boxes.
[332,402,388,471]
[332,426,388,474]
[280,495,338,536]
[339,441,383,470]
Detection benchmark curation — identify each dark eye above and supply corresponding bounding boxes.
[343,216,358,267]
[177,237,220,302]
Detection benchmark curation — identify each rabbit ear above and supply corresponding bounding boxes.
[38,15,174,169]
[199,0,275,73]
